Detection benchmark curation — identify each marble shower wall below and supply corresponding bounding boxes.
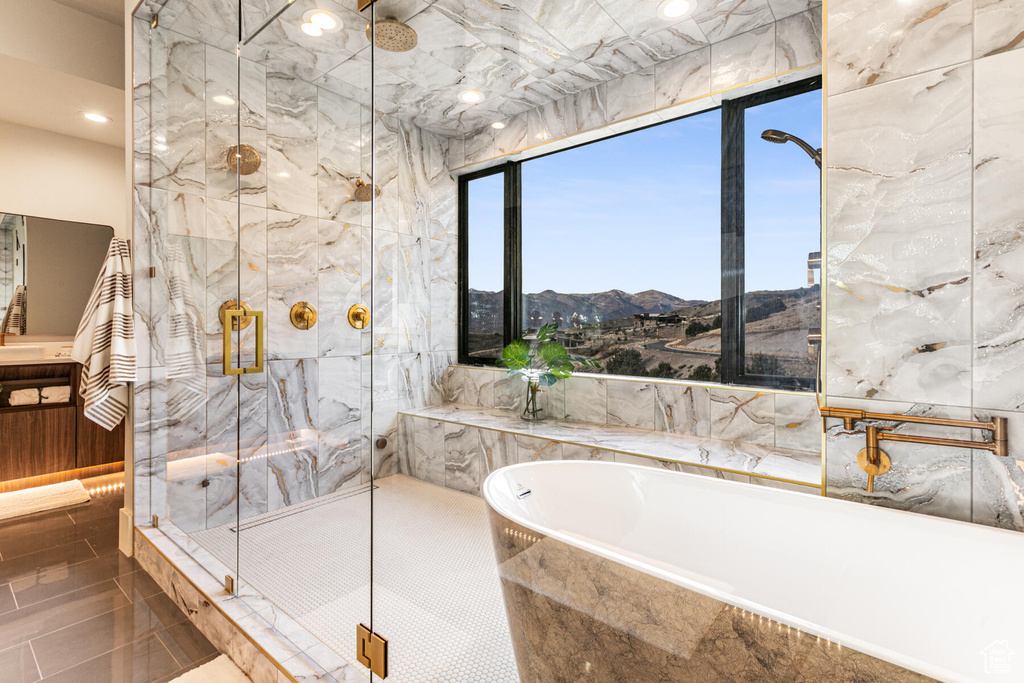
[824,0,1024,529]
[133,16,456,531]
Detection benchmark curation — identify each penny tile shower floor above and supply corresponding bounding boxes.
[192,474,519,682]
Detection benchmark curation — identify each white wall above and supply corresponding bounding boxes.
[0,121,127,238]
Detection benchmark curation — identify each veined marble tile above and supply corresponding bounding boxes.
[318,219,369,357]
[824,399,972,522]
[564,376,606,424]
[826,65,972,406]
[448,137,466,169]
[655,46,712,110]
[975,0,1024,58]
[267,73,318,217]
[571,84,609,134]
[464,128,494,165]
[266,211,318,360]
[493,372,524,413]
[767,0,820,21]
[206,46,268,207]
[971,409,1024,531]
[317,88,366,225]
[494,113,528,155]
[372,353,423,409]
[561,444,613,461]
[431,0,576,80]
[425,352,456,405]
[318,356,364,495]
[973,49,1024,411]
[527,98,578,145]
[443,423,484,494]
[709,389,775,446]
[653,383,710,437]
[513,0,626,59]
[153,188,206,238]
[584,36,657,81]
[397,235,429,354]
[607,381,657,430]
[606,67,656,124]
[514,434,563,463]
[633,21,709,63]
[775,7,821,73]
[151,27,206,196]
[774,393,822,452]
[400,416,445,485]
[597,0,704,41]
[710,23,776,93]
[428,239,457,352]
[371,230,399,353]
[479,427,517,473]
[693,0,775,43]
[449,366,495,408]
[826,0,971,96]
[267,358,319,511]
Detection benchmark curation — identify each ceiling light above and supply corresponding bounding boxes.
[309,11,337,30]
[658,0,691,19]
[213,95,235,105]
[491,121,505,129]
[460,89,483,104]
[301,22,323,37]
[82,112,110,123]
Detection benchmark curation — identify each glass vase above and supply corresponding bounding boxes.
[521,379,546,421]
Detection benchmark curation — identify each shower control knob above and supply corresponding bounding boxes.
[376,436,388,450]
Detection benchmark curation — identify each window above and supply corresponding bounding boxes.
[459,78,821,391]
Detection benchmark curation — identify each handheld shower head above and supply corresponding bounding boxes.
[760,129,822,169]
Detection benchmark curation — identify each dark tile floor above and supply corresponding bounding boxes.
[0,475,221,682]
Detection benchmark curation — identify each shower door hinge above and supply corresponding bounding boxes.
[357,624,388,678]
[152,515,159,528]
[225,575,235,594]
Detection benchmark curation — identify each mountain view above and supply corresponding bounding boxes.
[468,286,820,385]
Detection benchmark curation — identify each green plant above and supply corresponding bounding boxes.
[498,323,600,419]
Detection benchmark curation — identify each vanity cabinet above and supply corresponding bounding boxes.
[0,362,124,482]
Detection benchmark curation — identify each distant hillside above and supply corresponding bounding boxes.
[469,289,704,333]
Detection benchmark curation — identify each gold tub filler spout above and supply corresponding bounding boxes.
[820,407,1008,493]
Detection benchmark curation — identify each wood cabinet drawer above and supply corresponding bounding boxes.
[0,406,77,480]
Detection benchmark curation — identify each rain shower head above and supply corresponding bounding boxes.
[367,18,418,52]
[353,179,380,202]
[760,129,822,169]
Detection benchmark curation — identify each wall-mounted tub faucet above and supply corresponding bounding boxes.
[820,407,1008,493]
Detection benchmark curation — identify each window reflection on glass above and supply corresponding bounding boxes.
[465,172,505,359]
[743,90,822,387]
[521,110,722,381]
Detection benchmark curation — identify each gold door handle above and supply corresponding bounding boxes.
[348,304,370,330]
[223,309,264,375]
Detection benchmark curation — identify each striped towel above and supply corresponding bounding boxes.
[1,285,26,334]
[165,241,205,419]
[72,239,136,431]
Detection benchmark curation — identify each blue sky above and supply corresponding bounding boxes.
[468,89,822,301]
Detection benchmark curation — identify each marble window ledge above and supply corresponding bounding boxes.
[401,404,823,488]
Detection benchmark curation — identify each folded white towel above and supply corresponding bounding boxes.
[9,388,40,406]
[41,386,71,403]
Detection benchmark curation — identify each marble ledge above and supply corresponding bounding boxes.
[401,404,822,488]
[134,525,365,683]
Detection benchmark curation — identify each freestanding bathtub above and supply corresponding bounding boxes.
[483,460,1024,683]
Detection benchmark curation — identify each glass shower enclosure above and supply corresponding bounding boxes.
[134,0,466,678]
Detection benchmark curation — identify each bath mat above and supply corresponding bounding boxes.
[0,480,90,522]
[170,655,251,682]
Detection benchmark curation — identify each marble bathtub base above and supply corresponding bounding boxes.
[489,509,934,683]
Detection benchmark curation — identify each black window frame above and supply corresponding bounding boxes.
[458,76,822,391]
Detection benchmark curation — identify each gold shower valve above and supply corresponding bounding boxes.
[348,303,371,329]
[290,302,317,330]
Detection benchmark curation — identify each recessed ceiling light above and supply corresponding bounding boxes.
[658,0,691,19]
[460,89,483,104]
[309,11,338,30]
[491,121,505,129]
[82,112,110,123]
[213,95,235,106]
[301,22,323,37]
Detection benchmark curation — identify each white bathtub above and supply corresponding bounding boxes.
[484,460,1024,682]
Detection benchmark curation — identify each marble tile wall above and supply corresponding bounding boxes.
[133,17,456,530]
[456,5,823,170]
[440,365,822,454]
[824,0,1024,530]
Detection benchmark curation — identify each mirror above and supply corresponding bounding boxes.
[0,214,113,336]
